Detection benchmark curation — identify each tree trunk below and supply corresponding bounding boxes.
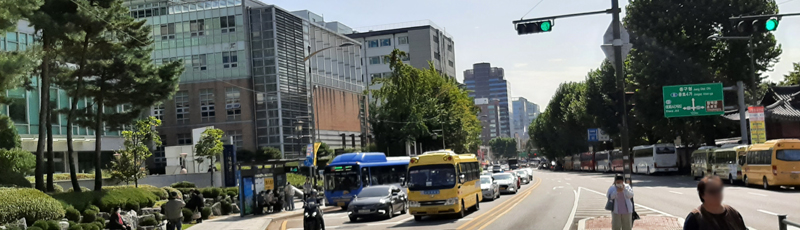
[209,157,214,187]
[35,36,50,191]
[68,32,90,193]
[94,93,103,191]
[47,96,54,192]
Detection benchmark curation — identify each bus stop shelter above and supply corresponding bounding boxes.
[237,158,304,216]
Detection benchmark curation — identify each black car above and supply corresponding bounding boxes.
[347,185,407,222]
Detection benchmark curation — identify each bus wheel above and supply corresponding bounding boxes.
[458,200,466,218]
[473,195,480,211]
[647,166,651,175]
[763,177,771,190]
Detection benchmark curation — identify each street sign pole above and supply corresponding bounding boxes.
[737,81,750,145]
[610,0,632,185]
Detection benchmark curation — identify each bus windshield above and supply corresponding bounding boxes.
[325,174,360,191]
[656,146,676,154]
[407,164,456,191]
[777,149,800,161]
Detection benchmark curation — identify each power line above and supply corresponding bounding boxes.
[520,0,546,20]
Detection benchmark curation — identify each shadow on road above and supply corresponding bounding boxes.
[386,210,478,228]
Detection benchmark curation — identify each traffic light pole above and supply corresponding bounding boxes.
[610,0,632,185]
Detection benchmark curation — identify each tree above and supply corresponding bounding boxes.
[0,115,21,149]
[370,49,482,155]
[109,117,161,187]
[529,82,591,160]
[58,0,182,191]
[195,128,224,186]
[259,147,282,160]
[488,137,517,159]
[780,63,800,86]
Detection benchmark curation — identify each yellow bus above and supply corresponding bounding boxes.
[406,150,481,221]
[743,139,800,189]
[691,146,716,180]
[711,145,749,185]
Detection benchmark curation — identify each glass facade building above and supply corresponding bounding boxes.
[464,63,512,140]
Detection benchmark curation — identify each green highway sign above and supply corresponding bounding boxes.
[663,83,725,118]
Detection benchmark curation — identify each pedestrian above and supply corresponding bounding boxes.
[303,178,313,207]
[107,207,132,230]
[284,182,295,211]
[683,176,746,230]
[163,192,186,230]
[189,190,205,223]
[606,175,634,230]
[265,189,274,213]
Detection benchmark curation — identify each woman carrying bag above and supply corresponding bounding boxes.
[606,175,635,230]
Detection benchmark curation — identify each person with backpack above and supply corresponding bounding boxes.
[606,175,634,230]
[683,176,746,230]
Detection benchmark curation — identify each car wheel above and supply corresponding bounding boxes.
[349,216,357,222]
[763,177,770,190]
[475,195,480,211]
[729,174,735,185]
[495,189,500,199]
[458,200,466,218]
[386,206,394,219]
[414,215,423,221]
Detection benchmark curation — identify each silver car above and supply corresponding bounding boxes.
[515,170,531,184]
[480,176,500,201]
[493,173,519,194]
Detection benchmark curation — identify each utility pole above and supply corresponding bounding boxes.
[610,0,632,185]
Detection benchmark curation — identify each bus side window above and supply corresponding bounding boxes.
[362,167,370,186]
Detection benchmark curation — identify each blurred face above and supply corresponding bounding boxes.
[702,179,724,204]
[614,179,624,188]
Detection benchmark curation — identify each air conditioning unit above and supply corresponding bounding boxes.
[226,103,241,109]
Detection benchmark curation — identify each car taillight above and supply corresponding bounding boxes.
[772,165,778,175]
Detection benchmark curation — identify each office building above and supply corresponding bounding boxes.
[511,97,539,148]
[347,20,456,92]
[128,0,366,161]
[464,63,511,140]
[0,21,124,173]
[475,98,501,144]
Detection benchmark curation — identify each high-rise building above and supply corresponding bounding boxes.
[475,98,501,144]
[127,0,366,160]
[511,97,539,148]
[464,63,511,140]
[347,20,456,92]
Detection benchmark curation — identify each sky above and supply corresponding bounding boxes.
[265,0,800,110]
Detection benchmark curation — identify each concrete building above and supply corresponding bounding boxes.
[127,0,366,163]
[0,21,125,174]
[347,20,456,93]
[475,98,501,145]
[465,63,512,140]
[511,97,539,148]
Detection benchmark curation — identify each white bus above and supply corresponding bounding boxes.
[594,150,611,172]
[632,143,678,174]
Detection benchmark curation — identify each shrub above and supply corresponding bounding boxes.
[220,201,232,215]
[80,223,98,230]
[65,208,81,222]
[224,187,238,196]
[32,220,60,230]
[226,191,237,200]
[81,210,96,223]
[67,224,83,230]
[140,217,158,226]
[92,187,157,212]
[201,187,222,200]
[27,227,43,230]
[52,184,64,193]
[200,207,211,220]
[124,201,140,213]
[51,192,95,212]
[66,187,90,193]
[161,187,182,199]
[154,213,164,222]
[86,205,99,213]
[170,181,196,188]
[0,188,65,224]
[0,148,33,175]
[93,220,104,229]
[133,185,168,200]
[154,200,167,208]
[181,208,193,223]
[0,171,32,188]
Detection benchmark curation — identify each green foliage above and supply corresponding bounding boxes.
[32,220,60,230]
[85,205,99,213]
[161,186,183,199]
[80,210,96,223]
[140,217,158,226]
[0,115,21,150]
[0,171,32,188]
[92,220,104,230]
[181,208,193,223]
[195,128,224,163]
[79,223,98,230]
[51,184,64,193]
[110,117,162,186]
[259,147,282,160]
[316,143,332,157]
[65,208,81,222]
[123,202,140,213]
[529,82,591,159]
[200,207,211,220]
[369,49,482,155]
[201,187,223,200]
[0,148,35,175]
[488,138,517,159]
[138,185,168,200]
[220,201,232,215]
[66,187,90,193]
[67,223,83,230]
[0,188,65,225]
[52,187,158,213]
[27,227,43,230]
[781,63,800,86]
[170,182,196,188]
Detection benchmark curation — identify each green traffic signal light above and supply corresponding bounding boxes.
[540,21,552,32]
[765,18,778,31]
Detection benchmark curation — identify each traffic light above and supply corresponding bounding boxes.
[732,16,779,34]
[516,19,554,35]
[286,166,299,173]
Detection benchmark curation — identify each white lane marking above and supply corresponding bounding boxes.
[669,191,683,195]
[582,187,605,196]
[399,217,413,222]
[566,183,571,185]
[457,218,474,221]
[644,187,654,189]
[553,186,564,190]
[749,192,768,197]
[563,188,580,230]
[634,203,677,218]
[758,209,780,216]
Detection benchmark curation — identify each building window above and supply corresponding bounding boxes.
[225,87,241,121]
[368,40,379,48]
[369,73,381,80]
[434,52,441,60]
[200,88,215,122]
[177,133,192,145]
[192,54,207,70]
[382,72,392,78]
[190,19,205,36]
[368,56,381,65]
[380,38,391,47]
[160,23,175,40]
[175,91,189,124]
[220,16,236,33]
[448,60,454,67]
[227,130,243,149]
[398,36,408,45]
[402,53,410,61]
[7,89,26,124]
[223,51,238,68]
[152,103,164,121]
[448,44,453,52]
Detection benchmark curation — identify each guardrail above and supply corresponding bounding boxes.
[779,215,800,230]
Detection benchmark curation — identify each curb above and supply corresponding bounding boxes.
[272,206,340,221]
[576,216,685,230]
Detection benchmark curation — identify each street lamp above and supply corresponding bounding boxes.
[303,42,355,61]
[303,42,357,145]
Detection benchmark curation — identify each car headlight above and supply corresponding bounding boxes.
[380,199,388,204]
[408,201,420,207]
[444,198,458,206]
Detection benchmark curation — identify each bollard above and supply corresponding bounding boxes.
[779,215,787,230]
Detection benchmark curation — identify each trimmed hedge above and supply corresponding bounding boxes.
[170,181,196,188]
[161,186,182,199]
[224,187,238,196]
[32,220,60,230]
[0,172,32,188]
[181,208,193,223]
[201,187,223,200]
[81,210,96,223]
[66,186,90,193]
[52,185,64,193]
[140,217,158,226]
[28,227,43,230]
[0,188,65,225]
[52,187,158,213]
[65,208,81,222]
[200,207,211,220]
[220,201,232,215]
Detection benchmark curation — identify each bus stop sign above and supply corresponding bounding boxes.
[663,83,724,118]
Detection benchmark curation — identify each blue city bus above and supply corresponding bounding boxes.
[324,152,409,208]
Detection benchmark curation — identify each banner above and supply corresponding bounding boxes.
[263,177,274,190]
[748,106,767,144]
[304,143,322,167]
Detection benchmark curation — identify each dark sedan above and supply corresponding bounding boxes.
[347,185,407,222]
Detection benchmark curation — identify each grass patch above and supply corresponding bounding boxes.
[182,223,196,229]
[26,173,111,182]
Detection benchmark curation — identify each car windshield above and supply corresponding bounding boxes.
[777,149,800,161]
[356,187,390,198]
[480,177,492,184]
[494,174,513,180]
[407,164,456,191]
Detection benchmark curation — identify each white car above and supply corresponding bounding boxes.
[480,176,500,201]
[493,173,519,194]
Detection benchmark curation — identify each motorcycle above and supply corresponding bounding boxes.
[303,191,325,230]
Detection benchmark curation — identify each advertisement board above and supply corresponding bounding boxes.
[748,106,767,144]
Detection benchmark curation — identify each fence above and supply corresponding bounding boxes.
[779,215,800,230]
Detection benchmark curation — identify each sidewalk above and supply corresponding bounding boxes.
[579,216,683,230]
[189,200,333,230]
[574,187,682,230]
